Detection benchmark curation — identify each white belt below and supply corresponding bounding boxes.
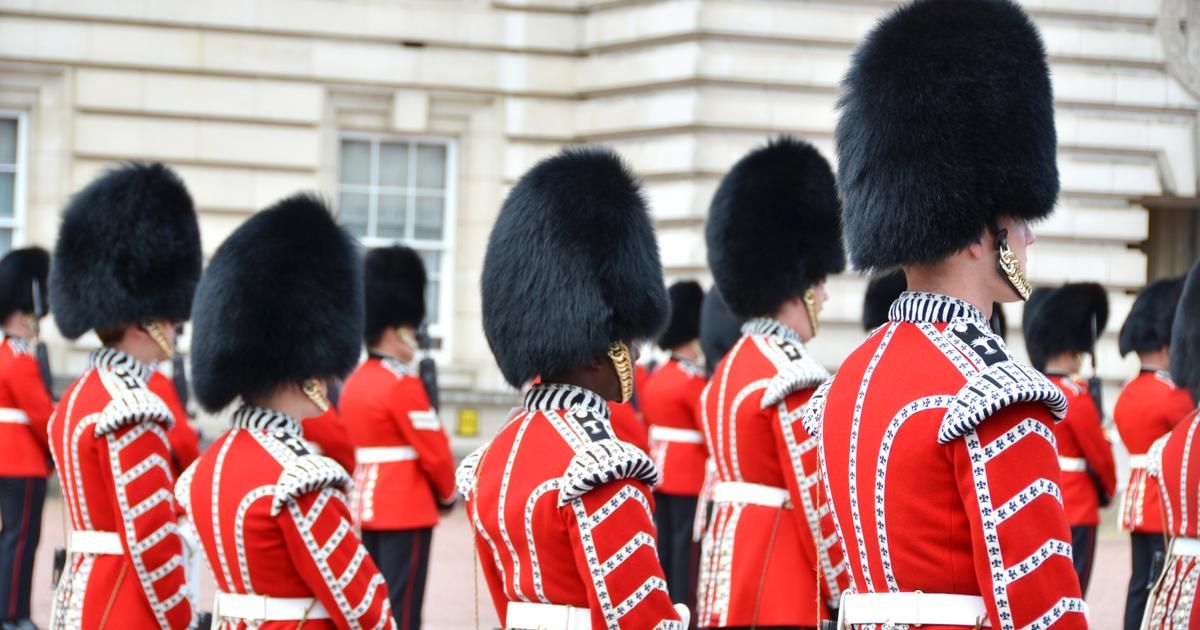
[0,408,29,425]
[838,592,991,627]
[649,426,704,444]
[1058,456,1088,472]
[68,530,123,555]
[1171,537,1200,557]
[214,592,330,621]
[354,446,418,464]
[506,602,591,630]
[1129,454,1149,469]
[711,481,789,508]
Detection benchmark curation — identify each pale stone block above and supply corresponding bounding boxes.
[0,17,89,63]
[606,134,699,177]
[698,42,847,90]
[74,69,144,111]
[75,114,200,162]
[700,0,878,44]
[1041,22,1162,64]
[1038,202,1148,242]
[392,90,430,133]
[88,21,200,69]
[585,0,700,49]
[502,141,564,182]
[579,42,700,94]
[1027,241,1146,287]
[658,225,706,270]
[504,97,575,139]
[642,179,716,221]
[1058,154,1160,197]
[577,89,699,136]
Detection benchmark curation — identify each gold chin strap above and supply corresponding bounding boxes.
[20,314,37,339]
[144,321,176,358]
[607,341,635,404]
[802,287,820,337]
[302,378,331,413]
[995,229,1032,301]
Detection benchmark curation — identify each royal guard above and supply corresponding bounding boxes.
[341,245,456,629]
[457,147,686,629]
[1113,277,1193,629]
[697,136,849,629]
[1022,283,1117,594]
[47,163,199,629]
[809,0,1088,627]
[301,408,357,475]
[641,280,707,616]
[0,247,54,630]
[179,194,394,629]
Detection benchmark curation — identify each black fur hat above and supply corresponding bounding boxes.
[837,0,1057,271]
[862,268,907,331]
[700,286,744,376]
[51,162,202,339]
[1170,262,1200,392]
[659,281,704,350]
[1022,283,1109,372]
[481,146,669,388]
[1120,278,1184,356]
[0,247,50,321]
[364,245,426,345]
[191,194,363,412]
[707,136,845,318]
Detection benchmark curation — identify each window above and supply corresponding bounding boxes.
[0,113,26,256]
[337,135,455,347]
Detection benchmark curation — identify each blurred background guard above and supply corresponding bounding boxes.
[1022,283,1117,595]
[342,245,456,630]
[1142,260,1200,628]
[0,248,53,630]
[698,136,849,629]
[180,194,394,630]
[298,406,357,475]
[1113,277,1194,629]
[148,353,200,478]
[816,0,1088,627]
[860,269,907,334]
[698,289,744,380]
[460,147,686,630]
[640,280,707,621]
[46,162,200,629]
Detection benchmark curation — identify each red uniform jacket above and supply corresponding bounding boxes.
[609,402,649,454]
[301,408,357,475]
[176,405,395,630]
[811,292,1087,629]
[148,370,200,477]
[697,318,848,628]
[0,336,53,477]
[1145,406,1200,627]
[457,383,684,629]
[641,357,707,497]
[341,355,456,531]
[48,348,195,629]
[1115,369,1194,533]
[1047,374,1117,527]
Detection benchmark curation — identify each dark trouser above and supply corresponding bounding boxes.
[1124,532,1166,630]
[653,493,699,620]
[0,477,45,622]
[1070,525,1097,596]
[362,527,432,630]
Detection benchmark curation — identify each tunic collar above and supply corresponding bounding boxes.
[230,405,303,436]
[89,347,153,383]
[523,382,609,419]
[742,317,804,344]
[888,291,989,325]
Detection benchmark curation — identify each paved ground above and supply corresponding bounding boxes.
[28,496,1133,628]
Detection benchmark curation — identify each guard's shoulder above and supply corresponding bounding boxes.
[801,378,835,438]
[455,444,488,498]
[558,405,657,506]
[271,446,352,516]
[379,357,411,380]
[175,459,200,514]
[751,334,830,408]
[6,337,33,357]
[94,370,174,436]
[939,359,1068,444]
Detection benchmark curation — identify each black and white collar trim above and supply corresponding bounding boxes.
[231,405,303,436]
[524,383,609,418]
[370,352,411,376]
[742,317,803,344]
[671,355,704,375]
[2,334,31,355]
[888,291,988,324]
[89,347,153,383]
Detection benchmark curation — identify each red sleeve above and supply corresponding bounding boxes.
[1163,387,1198,434]
[302,410,357,475]
[277,485,396,630]
[563,480,683,629]
[609,403,650,454]
[1067,393,1117,496]
[389,378,456,504]
[10,354,53,454]
[951,403,1087,629]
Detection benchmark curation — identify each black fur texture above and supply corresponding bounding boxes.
[1171,262,1200,393]
[836,0,1057,271]
[699,286,744,376]
[1022,283,1109,372]
[481,146,669,388]
[1119,277,1184,356]
[706,136,845,318]
[191,194,364,412]
[364,245,427,345]
[861,268,907,331]
[659,280,704,350]
[50,162,202,339]
[0,247,49,320]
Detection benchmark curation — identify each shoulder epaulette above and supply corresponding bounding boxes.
[939,359,1068,444]
[94,370,174,436]
[756,336,831,408]
[801,379,834,438]
[455,445,487,499]
[271,452,352,516]
[558,406,658,506]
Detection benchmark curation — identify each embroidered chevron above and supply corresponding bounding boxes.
[939,360,1068,444]
[271,454,353,516]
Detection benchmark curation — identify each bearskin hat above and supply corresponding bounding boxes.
[659,280,705,350]
[700,286,744,376]
[481,147,669,388]
[862,268,907,331]
[707,136,845,318]
[837,0,1057,271]
[1171,262,1200,393]
[1022,283,1109,372]
[50,162,202,339]
[0,247,49,321]
[191,194,363,412]
[1119,277,1184,356]
[364,245,427,345]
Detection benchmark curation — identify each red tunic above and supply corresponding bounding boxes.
[609,402,649,454]
[1145,406,1200,626]
[641,358,708,497]
[811,292,1087,629]
[1047,374,1117,527]
[301,408,357,475]
[148,370,201,477]
[697,318,849,628]
[341,355,456,531]
[177,405,395,630]
[0,336,54,478]
[1115,369,1195,533]
[457,383,684,629]
[48,348,196,629]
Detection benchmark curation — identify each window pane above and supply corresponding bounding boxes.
[0,229,11,257]
[379,143,409,188]
[417,249,439,276]
[338,191,369,237]
[377,193,406,239]
[425,279,439,324]
[0,120,15,165]
[339,140,370,186]
[414,196,443,240]
[416,144,446,189]
[0,173,13,218]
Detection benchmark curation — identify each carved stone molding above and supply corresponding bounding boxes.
[1161,0,1200,100]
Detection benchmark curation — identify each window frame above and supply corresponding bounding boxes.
[0,110,28,253]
